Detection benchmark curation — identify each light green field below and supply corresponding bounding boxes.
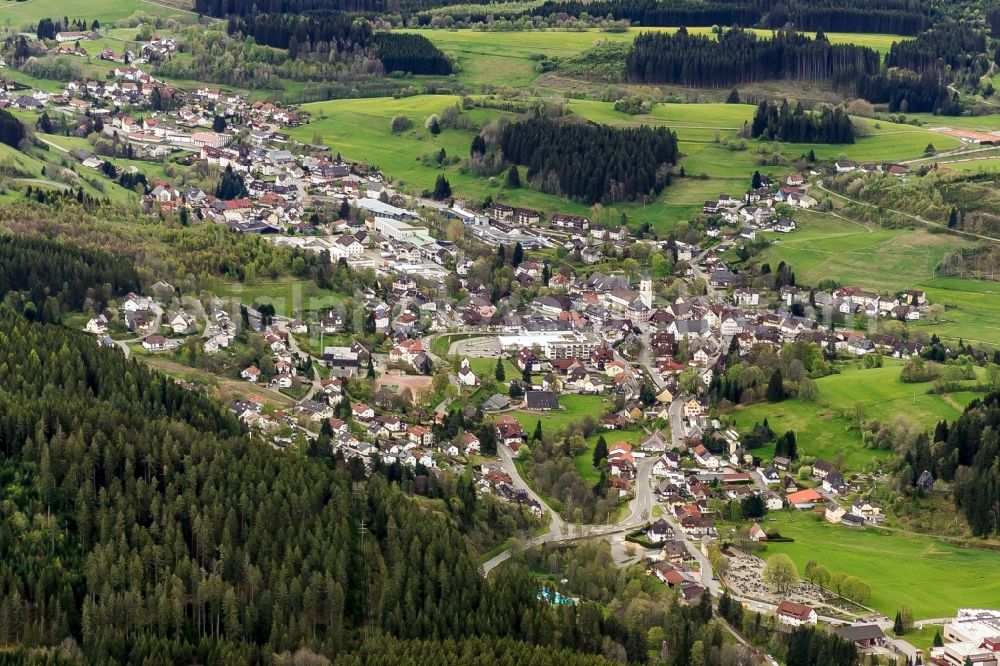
[0,0,190,28]
[510,393,608,433]
[732,361,979,471]
[755,212,972,293]
[406,28,905,89]
[906,113,1000,132]
[764,512,1000,618]
[912,277,1000,345]
[291,95,950,234]
[214,279,346,316]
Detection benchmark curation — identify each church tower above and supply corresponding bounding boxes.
[640,275,653,308]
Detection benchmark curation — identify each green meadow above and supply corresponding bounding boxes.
[510,393,609,433]
[0,0,190,27]
[755,212,972,293]
[732,361,980,471]
[763,511,1000,618]
[405,28,906,89]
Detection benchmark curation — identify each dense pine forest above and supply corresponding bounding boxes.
[374,33,453,75]
[844,70,961,114]
[496,118,678,205]
[918,392,1000,537]
[624,29,880,88]
[224,13,450,74]
[885,23,988,72]
[0,304,640,663]
[0,236,140,323]
[749,99,855,143]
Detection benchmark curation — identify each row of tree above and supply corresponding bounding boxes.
[625,28,880,88]
[495,117,678,204]
[843,70,961,115]
[885,23,987,73]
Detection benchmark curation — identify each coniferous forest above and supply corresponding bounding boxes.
[496,118,678,204]
[224,13,451,74]
[918,393,1000,537]
[625,29,881,88]
[749,99,855,143]
[0,303,629,664]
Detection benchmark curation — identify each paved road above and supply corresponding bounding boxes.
[480,446,656,576]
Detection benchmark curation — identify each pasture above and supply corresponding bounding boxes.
[763,511,1000,618]
[0,0,190,28]
[753,212,972,293]
[406,28,906,89]
[912,277,1000,346]
[510,393,608,433]
[731,361,980,471]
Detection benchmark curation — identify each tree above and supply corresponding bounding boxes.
[495,358,506,382]
[893,612,904,636]
[593,436,608,468]
[924,143,936,156]
[436,147,446,165]
[521,364,531,383]
[532,420,542,442]
[765,369,785,402]
[505,165,521,189]
[432,175,452,200]
[726,88,740,104]
[390,115,412,133]
[934,631,943,647]
[763,553,799,593]
[213,116,227,132]
[751,170,762,189]
[37,112,53,134]
[948,206,958,229]
[426,115,441,135]
[215,165,247,200]
[470,134,486,156]
[511,242,524,267]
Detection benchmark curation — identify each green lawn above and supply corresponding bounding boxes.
[755,211,972,293]
[732,361,978,471]
[912,277,1000,346]
[214,279,346,317]
[0,0,192,27]
[510,393,609,433]
[763,512,1000,618]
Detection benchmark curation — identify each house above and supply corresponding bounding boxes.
[917,469,934,491]
[758,467,780,485]
[482,394,512,412]
[851,499,883,522]
[352,403,375,421]
[652,452,680,476]
[524,390,559,411]
[647,519,674,543]
[824,503,846,523]
[241,366,261,382]
[812,459,838,479]
[408,425,434,447]
[786,488,822,509]
[85,314,109,334]
[496,415,525,447]
[142,334,167,351]
[748,523,767,542]
[833,625,886,649]
[776,600,817,626]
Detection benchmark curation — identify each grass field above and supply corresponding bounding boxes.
[912,277,1000,345]
[406,28,906,89]
[214,279,346,317]
[0,0,190,28]
[573,429,646,483]
[763,511,1000,618]
[510,393,608,433]
[755,212,972,293]
[732,361,979,471]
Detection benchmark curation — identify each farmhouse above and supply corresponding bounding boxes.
[776,600,817,626]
